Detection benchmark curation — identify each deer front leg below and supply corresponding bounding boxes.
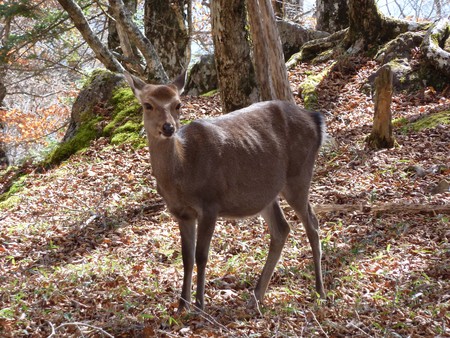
[178,218,196,312]
[253,201,291,305]
[194,211,217,310]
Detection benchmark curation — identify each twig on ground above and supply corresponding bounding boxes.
[250,291,263,317]
[179,297,233,334]
[47,321,114,337]
[309,310,329,338]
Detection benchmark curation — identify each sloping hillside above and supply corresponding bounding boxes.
[1,58,449,337]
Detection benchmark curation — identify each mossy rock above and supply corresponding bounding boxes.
[45,116,103,165]
[104,86,145,148]
[0,173,27,209]
[409,111,450,131]
[63,70,125,142]
[395,110,450,133]
[43,70,147,166]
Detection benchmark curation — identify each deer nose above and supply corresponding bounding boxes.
[162,123,175,137]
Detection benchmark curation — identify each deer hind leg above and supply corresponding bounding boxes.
[253,199,291,305]
[283,182,325,298]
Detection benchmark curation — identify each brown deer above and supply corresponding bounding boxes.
[124,72,326,312]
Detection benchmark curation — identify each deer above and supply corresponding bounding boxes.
[124,72,326,312]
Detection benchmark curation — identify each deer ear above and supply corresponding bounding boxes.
[171,71,186,95]
[124,72,147,102]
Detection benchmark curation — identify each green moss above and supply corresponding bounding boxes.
[110,121,146,147]
[81,69,115,89]
[200,89,218,97]
[409,111,450,131]
[45,117,102,165]
[104,86,142,138]
[392,117,408,128]
[0,175,27,209]
[111,132,146,148]
[115,120,142,134]
[397,111,450,133]
[101,85,146,148]
[0,195,21,210]
[299,63,334,110]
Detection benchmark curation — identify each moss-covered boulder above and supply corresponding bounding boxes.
[370,25,450,92]
[184,54,218,96]
[45,70,144,166]
[394,110,450,132]
[104,85,144,147]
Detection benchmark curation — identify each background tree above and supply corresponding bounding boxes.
[345,0,425,50]
[247,0,293,102]
[210,0,258,113]
[144,0,191,79]
[316,0,349,33]
[0,0,78,164]
[107,0,137,52]
[57,0,124,73]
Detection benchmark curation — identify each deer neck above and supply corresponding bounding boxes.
[148,135,185,180]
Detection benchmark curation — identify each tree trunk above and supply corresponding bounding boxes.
[57,0,124,73]
[107,0,137,52]
[109,0,147,77]
[367,65,394,149]
[272,0,284,18]
[108,0,168,83]
[211,0,258,113]
[247,0,294,102]
[347,0,383,49]
[346,0,421,51]
[316,0,349,33]
[144,0,190,79]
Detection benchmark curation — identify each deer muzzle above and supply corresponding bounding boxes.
[162,122,175,137]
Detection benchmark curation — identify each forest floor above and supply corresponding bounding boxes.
[1,57,449,337]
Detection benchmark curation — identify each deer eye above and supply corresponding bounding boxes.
[175,103,182,110]
[143,103,153,110]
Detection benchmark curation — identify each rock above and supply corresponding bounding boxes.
[430,179,450,194]
[276,20,329,60]
[63,70,125,142]
[429,164,448,174]
[184,54,218,96]
[370,32,425,91]
[375,31,424,64]
[405,165,427,177]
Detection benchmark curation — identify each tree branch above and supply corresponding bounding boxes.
[57,0,124,73]
[108,0,168,83]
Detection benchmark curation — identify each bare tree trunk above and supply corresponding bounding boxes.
[211,0,258,113]
[144,0,191,79]
[108,0,168,83]
[316,0,349,33]
[367,65,394,149]
[346,0,421,50]
[272,0,284,18]
[248,0,294,102]
[57,0,124,72]
[107,0,137,51]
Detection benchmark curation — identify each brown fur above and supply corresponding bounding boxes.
[124,72,326,312]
